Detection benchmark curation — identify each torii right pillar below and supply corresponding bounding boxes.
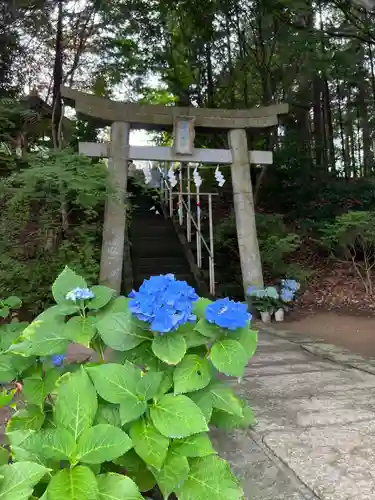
[229,128,264,296]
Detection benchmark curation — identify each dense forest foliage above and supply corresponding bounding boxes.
[2,0,375,312]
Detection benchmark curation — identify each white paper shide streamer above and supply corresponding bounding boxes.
[150,206,160,215]
[215,166,225,187]
[193,166,202,188]
[142,163,152,184]
[167,166,178,187]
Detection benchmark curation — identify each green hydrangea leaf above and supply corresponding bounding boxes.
[0,462,50,500]
[36,304,78,321]
[0,448,9,466]
[211,403,257,430]
[9,316,69,357]
[39,428,77,461]
[0,388,15,409]
[173,433,216,457]
[86,362,149,424]
[188,389,213,423]
[44,369,60,395]
[0,355,18,383]
[87,286,116,310]
[97,312,151,351]
[150,394,208,438]
[194,319,220,339]
[95,296,130,321]
[22,377,44,407]
[54,368,97,441]
[119,398,147,425]
[176,455,243,500]
[115,343,163,372]
[130,419,169,470]
[232,328,258,358]
[0,307,10,319]
[47,466,98,500]
[97,473,143,500]
[137,371,163,401]
[0,353,35,385]
[173,355,212,394]
[210,384,243,417]
[6,431,49,467]
[152,450,189,498]
[184,330,209,348]
[7,407,45,432]
[114,450,156,492]
[4,296,22,309]
[152,334,186,365]
[94,404,121,427]
[192,298,212,319]
[156,370,174,399]
[75,424,133,464]
[210,339,247,377]
[64,316,96,348]
[86,362,142,404]
[0,323,28,352]
[52,266,87,305]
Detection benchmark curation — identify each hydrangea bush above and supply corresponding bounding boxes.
[248,279,300,313]
[0,295,22,320]
[247,286,279,313]
[0,267,258,500]
[0,295,34,384]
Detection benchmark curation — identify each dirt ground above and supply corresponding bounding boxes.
[277,311,375,358]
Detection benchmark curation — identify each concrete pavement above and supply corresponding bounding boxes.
[212,327,375,500]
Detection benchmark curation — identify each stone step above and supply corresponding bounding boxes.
[130,196,198,291]
[133,273,196,289]
[130,225,176,237]
[133,261,191,276]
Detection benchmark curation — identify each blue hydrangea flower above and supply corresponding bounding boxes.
[66,287,95,302]
[51,354,65,367]
[280,288,295,303]
[247,285,258,296]
[205,298,251,330]
[128,274,199,334]
[281,279,300,293]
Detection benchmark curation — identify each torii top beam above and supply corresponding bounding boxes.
[61,86,288,131]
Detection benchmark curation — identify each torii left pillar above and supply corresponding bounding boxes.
[100,122,130,293]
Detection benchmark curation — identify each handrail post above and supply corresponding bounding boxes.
[159,162,164,203]
[178,164,183,225]
[187,163,191,242]
[197,187,202,268]
[208,193,215,295]
[169,163,173,217]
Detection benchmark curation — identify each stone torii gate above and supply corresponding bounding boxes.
[61,86,288,295]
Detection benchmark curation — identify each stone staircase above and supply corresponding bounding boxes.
[129,186,197,291]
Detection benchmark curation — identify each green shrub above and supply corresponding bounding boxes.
[320,211,375,294]
[0,295,22,319]
[255,213,301,275]
[0,295,33,384]
[214,213,302,296]
[0,149,108,312]
[0,267,257,499]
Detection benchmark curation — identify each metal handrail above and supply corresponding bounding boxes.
[157,165,216,295]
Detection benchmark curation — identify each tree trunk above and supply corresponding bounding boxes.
[323,76,335,171]
[52,0,64,149]
[337,83,349,178]
[358,79,372,176]
[312,74,326,169]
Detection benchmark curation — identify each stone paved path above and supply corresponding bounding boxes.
[212,328,375,500]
